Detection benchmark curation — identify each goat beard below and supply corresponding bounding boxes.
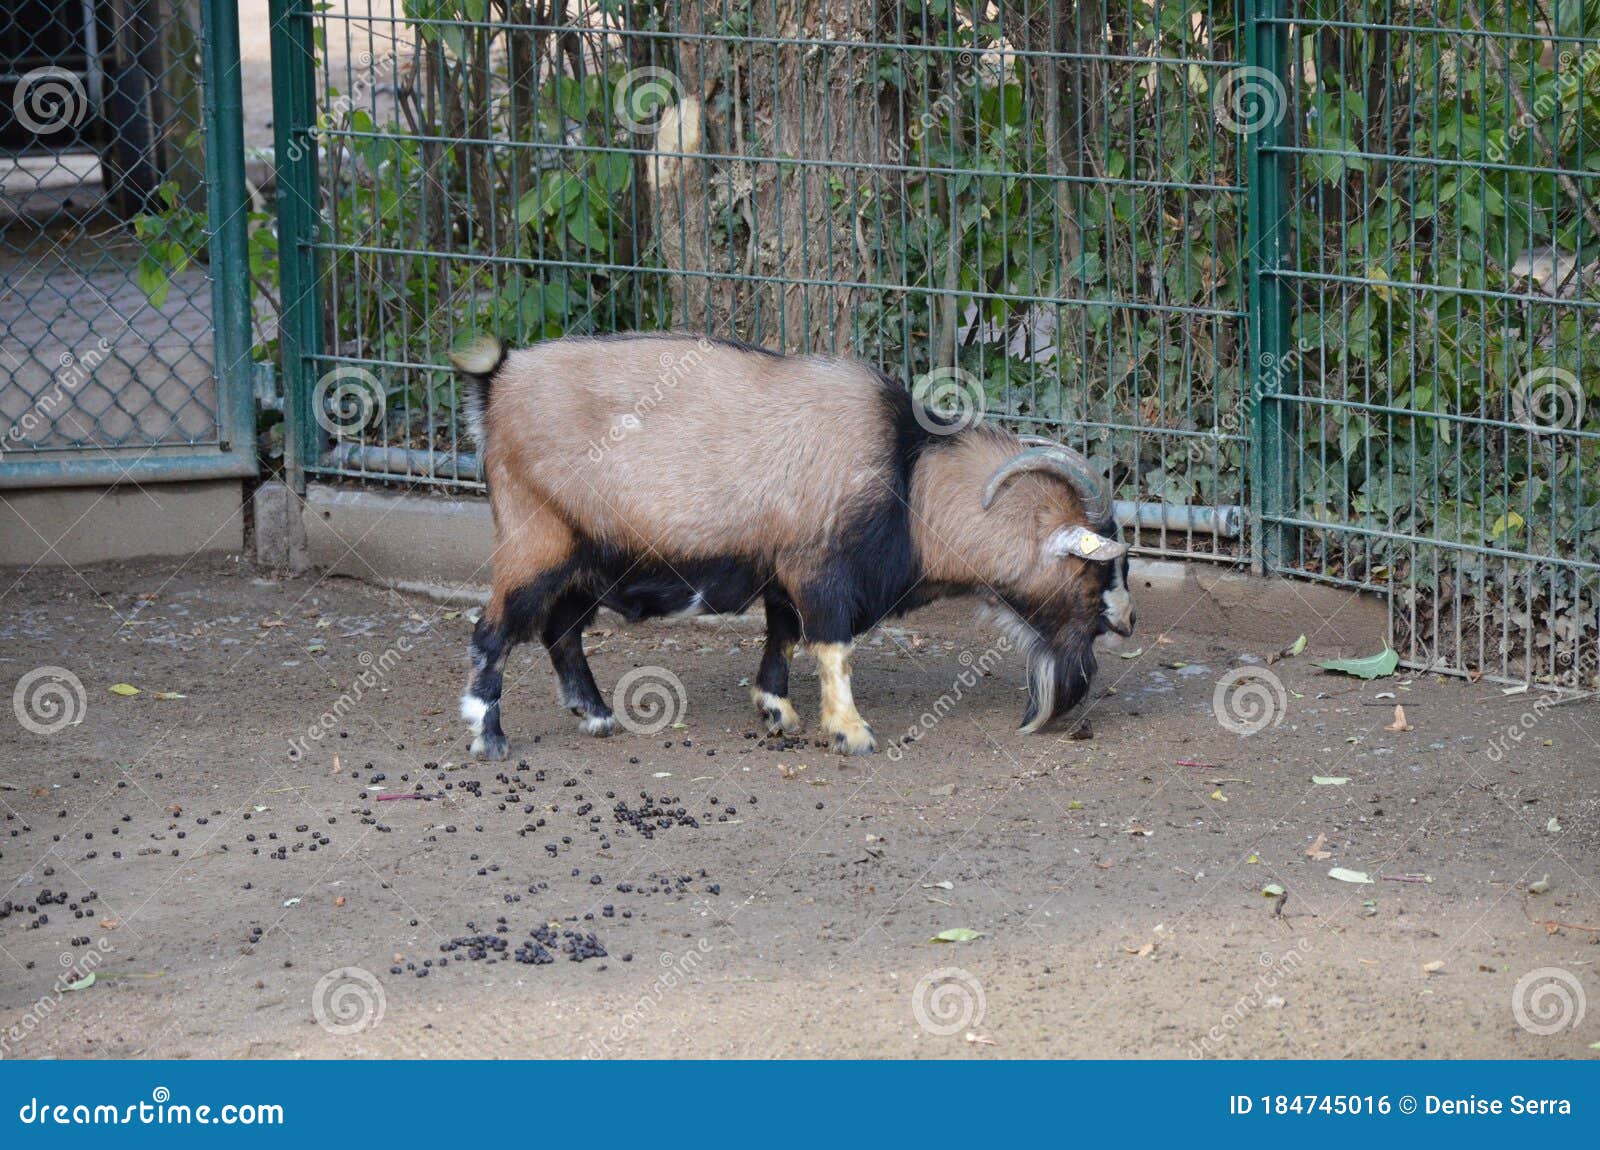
[983,603,1098,733]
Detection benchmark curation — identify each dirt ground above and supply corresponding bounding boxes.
[1,553,1596,1060]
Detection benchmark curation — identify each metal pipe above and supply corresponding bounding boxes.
[1115,499,1243,539]
[320,445,1244,537]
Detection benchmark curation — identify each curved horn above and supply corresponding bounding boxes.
[982,445,1111,521]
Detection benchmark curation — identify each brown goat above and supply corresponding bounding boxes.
[451,332,1133,759]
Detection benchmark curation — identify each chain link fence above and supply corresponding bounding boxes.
[0,0,253,489]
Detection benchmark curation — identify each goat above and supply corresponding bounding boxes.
[450,331,1133,759]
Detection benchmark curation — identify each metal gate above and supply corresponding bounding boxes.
[0,0,253,489]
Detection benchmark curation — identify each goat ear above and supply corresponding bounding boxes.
[1046,525,1128,562]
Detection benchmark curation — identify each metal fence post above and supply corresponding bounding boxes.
[269,0,324,492]
[1244,0,1294,574]
[201,0,253,470]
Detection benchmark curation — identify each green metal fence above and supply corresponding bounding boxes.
[0,0,254,489]
[269,0,1599,692]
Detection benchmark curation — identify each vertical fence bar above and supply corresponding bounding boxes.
[201,0,254,470]
[269,0,324,492]
[1244,0,1293,573]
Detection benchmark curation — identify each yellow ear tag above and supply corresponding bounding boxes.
[1078,532,1103,555]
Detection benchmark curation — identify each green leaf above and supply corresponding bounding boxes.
[1262,883,1285,897]
[65,972,96,991]
[1288,634,1307,657]
[1312,776,1350,786]
[1316,646,1399,679]
[930,928,982,943]
[108,683,141,696]
[1490,510,1524,538]
[592,152,633,194]
[565,212,608,252]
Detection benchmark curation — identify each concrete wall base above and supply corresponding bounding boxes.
[296,483,1389,653]
[0,480,244,567]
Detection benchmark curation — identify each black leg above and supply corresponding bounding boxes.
[542,591,615,736]
[463,570,565,760]
[752,594,802,734]
[464,613,512,761]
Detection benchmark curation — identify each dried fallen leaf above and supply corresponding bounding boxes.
[99,917,119,930]
[1528,874,1552,895]
[1124,942,1156,958]
[1304,834,1333,860]
[334,896,347,908]
[921,881,954,890]
[928,783,955,797]
[1125,825,1153,837]
[1328,867,1374,884]
[1422,960,1446,976]
[1386,704,1412,732]
[964,1032,998,1046]
[1094,860,1115,870]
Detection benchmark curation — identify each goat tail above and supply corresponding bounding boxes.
[449,332,506,444]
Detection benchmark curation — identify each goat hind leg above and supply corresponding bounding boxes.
[542,591,615,737]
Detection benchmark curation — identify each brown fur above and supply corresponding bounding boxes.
[482,336,900,582]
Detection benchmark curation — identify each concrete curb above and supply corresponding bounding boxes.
[0,480,244,567]
[293,482,1389,653]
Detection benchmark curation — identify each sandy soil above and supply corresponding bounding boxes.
[0,555,1597,1059]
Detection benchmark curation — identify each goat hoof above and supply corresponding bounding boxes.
[751,689,800,735]
[471,733,510,761]
[579,714,617,738]
[827,722,877,756]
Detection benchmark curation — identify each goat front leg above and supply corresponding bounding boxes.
[811,641,876,755]
[751,595,802,735]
